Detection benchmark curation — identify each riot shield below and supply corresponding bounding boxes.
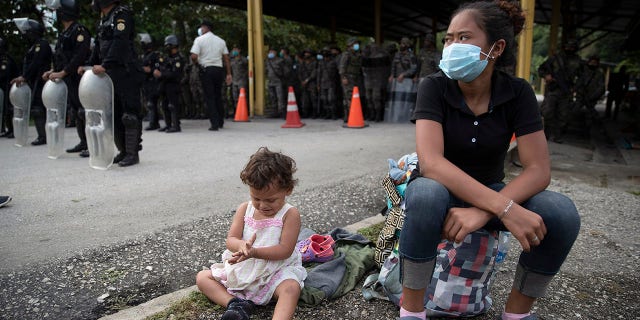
[0,89,4,132]
[9,83,32,147]
[42,79,68,159]
[384,79,417,123]
[79,69,115,170]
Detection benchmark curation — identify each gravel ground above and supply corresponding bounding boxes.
[1,171,639,320]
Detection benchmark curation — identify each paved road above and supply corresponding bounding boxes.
[0,118,415,272]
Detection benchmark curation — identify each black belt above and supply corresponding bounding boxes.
[204,65,223,69]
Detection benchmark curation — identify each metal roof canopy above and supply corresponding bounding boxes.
[211,0,640,49]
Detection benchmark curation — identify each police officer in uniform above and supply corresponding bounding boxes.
[84,0,143,166]
[11,19,52,146]
[362,43,390,122]
[139,33,162,131]
[339,38,364,122]
[0,37,18,139]
[538,39,584,143]
[44,0,91,157]
[230,45,248,117]
[154,35,184,133]
[417,33,441,79]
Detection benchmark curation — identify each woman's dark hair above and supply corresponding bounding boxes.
[240,147,298,191]
[453,0,525,68]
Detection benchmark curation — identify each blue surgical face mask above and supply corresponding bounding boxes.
[317,54,323,60]
[231,50,239,57]
[353,44,360,51]
[197,27,202,36]
[438,43,495,83]
[267,52,275,59]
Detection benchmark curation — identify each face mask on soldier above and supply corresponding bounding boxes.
[267,52,275,59]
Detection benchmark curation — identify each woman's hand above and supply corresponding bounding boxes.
[501,204,547,252]
[443,207,493,243]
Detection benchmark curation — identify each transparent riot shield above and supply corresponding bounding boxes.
[42,79,68,159]
[9,83,32,147]
[0,88,4,132]
[79,69,115,170]
[385,79,417,123]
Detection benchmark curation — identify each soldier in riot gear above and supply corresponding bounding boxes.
[230,45,248,117]
[154,35,184,133]
[298,48,318,118]
[44,0,92,157]
[362,43,390,122]
[139,33,162,131]
[83,0,144,166]
[11,18,52,146]
[538,39,584,143]
[0,37,19,139]
[417,33,440,79]
[339,37,364,122]
[317,46,339,119]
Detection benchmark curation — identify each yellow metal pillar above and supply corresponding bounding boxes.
[247,0,265,116]
[516,0,535,82]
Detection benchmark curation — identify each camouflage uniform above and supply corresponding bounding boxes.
[362,43,390,122]
[317,48,339,119]
[339,38,364,121]
[298,50,318,118]
[390,38,418,81]
[538,42,584,142]
[574,57,605,137]
[266,52,286,117]
[185,60,205,119]
[230,50,248,117]
[417,35,440,79]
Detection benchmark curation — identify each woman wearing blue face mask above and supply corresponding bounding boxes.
[399,1,580,320]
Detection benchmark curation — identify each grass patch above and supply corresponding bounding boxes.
[145,291,221,320]
[357,221,384,243]
[627,190,640,196]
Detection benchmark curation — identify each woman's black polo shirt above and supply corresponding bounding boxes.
[412,70,543,185]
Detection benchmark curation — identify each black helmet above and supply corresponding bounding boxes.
[46,0,79,21]
[164,35,179,47]
[91,0,119,12]
[14,18,45,41]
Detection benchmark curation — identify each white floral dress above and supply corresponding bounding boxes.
[210,202,307,305]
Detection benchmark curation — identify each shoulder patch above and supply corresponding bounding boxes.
[77,34,85,42]
[116,22,126,31]
[35,44,41,52]
[175,62,181,68]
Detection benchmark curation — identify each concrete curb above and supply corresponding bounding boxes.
[98,214,387,320]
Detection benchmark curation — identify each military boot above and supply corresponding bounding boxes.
[32,115,47,145]
[118,127,140,167]
[166,110,181,133]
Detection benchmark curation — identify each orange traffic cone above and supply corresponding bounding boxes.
[233,87,250,122]
[343,86,368,128]
[281,86,305,128]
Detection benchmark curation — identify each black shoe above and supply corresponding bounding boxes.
[158,126,169,132]
[221,298,254,320]
[0,195,11,208]
[66,143,87,153]
[31,137,46,146]
[208,126,218,131]
[118,154,139,167]
[113,152,126,164]
[145,123,160,131]
[79,150,90,158]
[0,131,8,137]
[5,132,14,139]
[166,127,181,133]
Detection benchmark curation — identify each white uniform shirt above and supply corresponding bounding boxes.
[190,32,229,68]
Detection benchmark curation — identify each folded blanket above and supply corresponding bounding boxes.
[298,227,376,306]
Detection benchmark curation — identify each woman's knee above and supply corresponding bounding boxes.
[527,191,581,243]
[405,177,449,218]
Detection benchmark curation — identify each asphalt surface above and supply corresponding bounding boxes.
[1,107,639,319]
